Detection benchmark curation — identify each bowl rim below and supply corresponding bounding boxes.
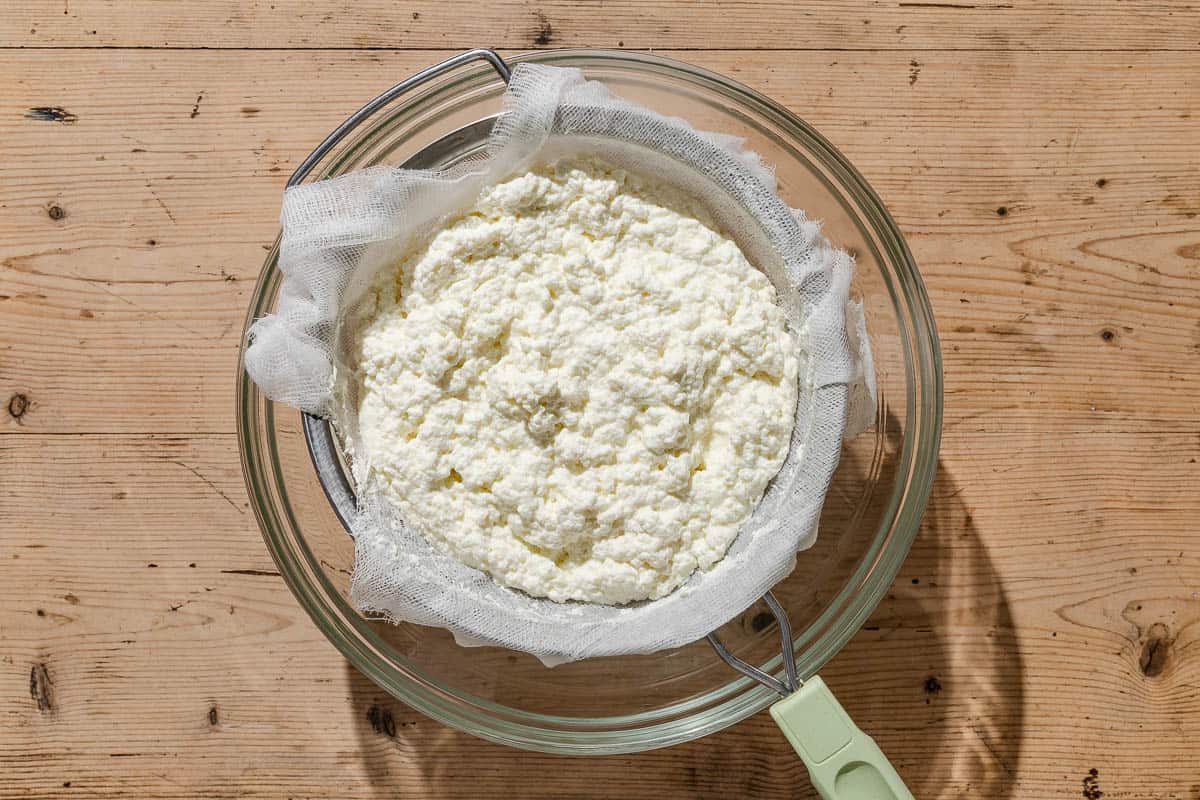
[237,47,943,755]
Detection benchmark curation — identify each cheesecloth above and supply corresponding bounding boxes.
[244,63,873,663]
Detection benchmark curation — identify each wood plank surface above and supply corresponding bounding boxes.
[4,1,1200,51]
[3,49,1197,435]
[3,2,1200,798]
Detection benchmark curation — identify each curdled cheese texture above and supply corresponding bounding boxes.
[354,158,799,604]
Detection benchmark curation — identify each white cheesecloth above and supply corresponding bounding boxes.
[245,64,873,663]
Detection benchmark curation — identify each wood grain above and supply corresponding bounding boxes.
[3,2,1200,798]
[2,434,1196,796]
[2,50,1197,436]
[3,1,1200,51]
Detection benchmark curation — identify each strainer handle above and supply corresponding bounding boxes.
[770,676,914,800]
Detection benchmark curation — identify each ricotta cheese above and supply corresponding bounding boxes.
[354,158,799,604]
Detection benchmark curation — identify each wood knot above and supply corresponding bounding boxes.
[749,611,774,633]
[533,12,553,45]
[47,204,66,221]
[1139,622,1172,677]
[8,393,29,420]
[366,704,396,737]
[29,663,54,713]
[1082,767,1102,799]
[25,106,77,124]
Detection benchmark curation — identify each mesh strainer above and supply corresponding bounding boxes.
[246,48,931,799]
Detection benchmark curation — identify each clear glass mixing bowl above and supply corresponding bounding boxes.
[237,49,942,755]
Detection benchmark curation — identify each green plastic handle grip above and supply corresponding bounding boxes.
[769,676,914,800]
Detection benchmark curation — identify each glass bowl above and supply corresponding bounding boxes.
[237,49,941,755]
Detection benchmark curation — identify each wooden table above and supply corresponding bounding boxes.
[3,3,1198,797]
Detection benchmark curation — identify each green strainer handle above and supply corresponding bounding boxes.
[769,676,914,800]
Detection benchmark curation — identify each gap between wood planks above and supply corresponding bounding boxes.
[1,45,1194,52]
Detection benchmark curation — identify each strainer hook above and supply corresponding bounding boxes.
[706,590,799,696]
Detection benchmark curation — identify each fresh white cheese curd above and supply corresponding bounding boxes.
[354,158,799,604]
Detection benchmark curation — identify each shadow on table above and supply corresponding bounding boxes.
[344,459,1024,798]
[826,461,1025,797]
